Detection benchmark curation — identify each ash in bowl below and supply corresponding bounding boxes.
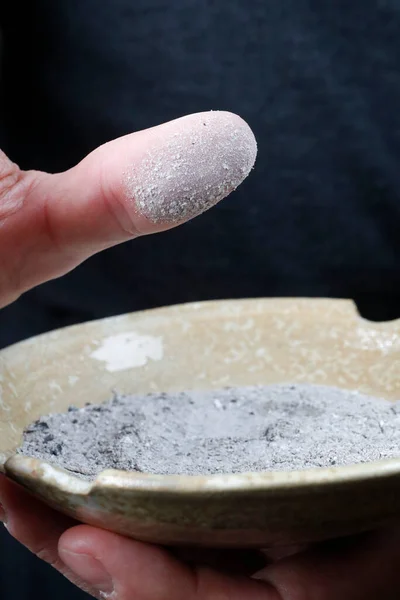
[18,384,400,480]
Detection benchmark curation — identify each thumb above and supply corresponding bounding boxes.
[0,111,257,307]
[59,525,279,600]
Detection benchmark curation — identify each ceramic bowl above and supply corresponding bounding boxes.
[1,298,399,549]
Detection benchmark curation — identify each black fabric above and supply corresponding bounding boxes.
[0,1,399,598]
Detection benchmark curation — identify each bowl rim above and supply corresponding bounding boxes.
[7,453,400,497]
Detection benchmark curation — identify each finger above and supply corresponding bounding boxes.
[255,526,400,600]
[60,525,281,600]
[0,111,256,307]
[0,475,99,596]
[0,474,74,564]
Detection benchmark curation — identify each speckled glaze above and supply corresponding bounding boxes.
[1,299,400,548]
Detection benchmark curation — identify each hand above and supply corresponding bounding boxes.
[1,475,400,599]
[0,110,256,308]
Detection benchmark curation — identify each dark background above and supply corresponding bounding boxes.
[0,1,399,597]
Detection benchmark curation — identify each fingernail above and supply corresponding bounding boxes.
[125,111,257,224]
[61,550,114,597]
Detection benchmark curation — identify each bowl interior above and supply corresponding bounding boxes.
[1,298,399,466]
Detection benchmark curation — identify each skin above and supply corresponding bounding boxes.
[0,118,400,599]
